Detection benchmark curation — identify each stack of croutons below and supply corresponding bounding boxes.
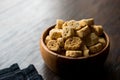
[45,18,106,58]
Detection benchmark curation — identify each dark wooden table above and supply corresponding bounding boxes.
[0,0,120,80]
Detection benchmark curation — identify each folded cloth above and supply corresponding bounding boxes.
[0,71,25,80]
[0,63,20,79]
[0,63,43,80]
[22,64,43,80]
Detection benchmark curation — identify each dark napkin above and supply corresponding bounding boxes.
[0,63,43,80]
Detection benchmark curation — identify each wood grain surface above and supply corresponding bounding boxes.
[0,0,120,80]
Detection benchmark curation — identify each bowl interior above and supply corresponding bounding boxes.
[41,25,110,60]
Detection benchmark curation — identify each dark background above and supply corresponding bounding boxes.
[0,0,120,80]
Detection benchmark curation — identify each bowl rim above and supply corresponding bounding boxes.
[40,25,110,60]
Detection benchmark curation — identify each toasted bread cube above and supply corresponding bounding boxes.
[81,45,89,57]
[62,27,74,39]
[76,25,91,38]
[62,21,68,28]
[57,38,64,48]
[49,29,62,40]
[66,50,82,58]
[98,37,106,47]
[85,33,99,47]
[55,19,64,29]
[83,49,89,57]
[67,20,76,26]
[79,20,87,27]
[47,40,60,52]
[45,36,51,44]
[89,43,103,53]
[64,37,82,50]
[80,18,94,26]
[92,25,103,35]
[73,21,82,30]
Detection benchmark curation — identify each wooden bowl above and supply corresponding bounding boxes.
[40,25,110,78]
